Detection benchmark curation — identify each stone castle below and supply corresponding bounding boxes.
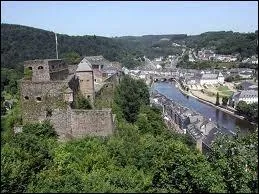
[19,56,121,140]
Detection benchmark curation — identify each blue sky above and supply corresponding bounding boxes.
[1,1,258,37]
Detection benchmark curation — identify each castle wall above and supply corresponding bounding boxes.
[20,58,116,141]
[49,60,69,80]
[70,109,114,138]
[48,108,72,139]
[24,60,50,82]
[19,80,70,123]
[50,69,69,80]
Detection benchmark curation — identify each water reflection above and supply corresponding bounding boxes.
[153,82,255,134]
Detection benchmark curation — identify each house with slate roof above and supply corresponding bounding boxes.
[229,90,258,107]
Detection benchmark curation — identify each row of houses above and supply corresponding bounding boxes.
[197,49,238,62]
[150,92,232,152]
[242,55,258,64]
[182,71,225,86]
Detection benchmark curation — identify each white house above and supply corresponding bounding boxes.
[199,72,224,85]
[229,90,258,107]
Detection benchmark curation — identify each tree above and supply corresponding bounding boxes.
[24,67,32,80]
[183,54,189,62]
[235,101,258,122]
[151,140,226,193]
[62,51,81,64]
[222,96,228,106]
[208,130,258,193]
[215,92,220,106]
[1,121,58,193]
[114,75,149,123]
[236,101,249,115]
[74,92,92,109]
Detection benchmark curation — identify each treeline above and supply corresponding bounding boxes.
[2,24,257,72]
[1,76,258,193]
[177,31,258,58]
[1,23,139,70]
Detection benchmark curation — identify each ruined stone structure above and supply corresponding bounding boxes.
[20,59,115,140]
[76,58,95,102]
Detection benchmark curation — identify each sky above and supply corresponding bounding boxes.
[1,1,258,37]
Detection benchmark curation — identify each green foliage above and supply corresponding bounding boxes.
[61,51,81,64]
[152,141,226,193]
[22,121,58,138]
[94,84,114,109]
[1,68,23,97]
[177,60,238,70]
[222,96,229,106]
[225,74,245,82]
[208,130,258,193]
[182,54,189,62]
[181,31,257,58]
[24,67,32,80]
[1,122,58,193]
[236,101,258,122]
[74,92,92,109]
[114,75,150,123]
[1,24,126,70]
[1,67,257,193]
[136,105,166,136]
[2,24,257,72]
[215,92,220,106]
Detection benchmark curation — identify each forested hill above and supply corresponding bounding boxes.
[1,23,127,69]
[1,23,258,70]
[178,31,258,57]
[116,31,258,59]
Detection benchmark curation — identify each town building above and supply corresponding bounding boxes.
[151,92,232,152]
[229,90,258,107]
[239,81,258,90]
[199,72,224,85]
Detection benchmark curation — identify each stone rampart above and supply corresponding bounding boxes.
[70,109,114,138]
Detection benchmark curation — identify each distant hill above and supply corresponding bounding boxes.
[115,31,257,60]
[1,23,126,69]
[175,31,258,57]
[1,24,258,70]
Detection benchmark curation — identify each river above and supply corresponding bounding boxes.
[153,82,256,135]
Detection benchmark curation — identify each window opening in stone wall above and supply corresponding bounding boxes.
[24,96,29,100]
[87,95,90,99]
[28,67,32,70]
[52,65,55,69]
[87,80,89,82]
[94,79,96,82]
[38,66,43,70]
[36,97,42,102]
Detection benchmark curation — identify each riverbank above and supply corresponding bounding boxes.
[174,81,248,121]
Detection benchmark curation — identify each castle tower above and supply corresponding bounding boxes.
[24,59,69,82]
[76,58,95,103]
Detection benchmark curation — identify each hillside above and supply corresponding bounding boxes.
[1,24,258,70]
[117,31,258,59]
[176,31,258,57]
[1,24,127,70]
